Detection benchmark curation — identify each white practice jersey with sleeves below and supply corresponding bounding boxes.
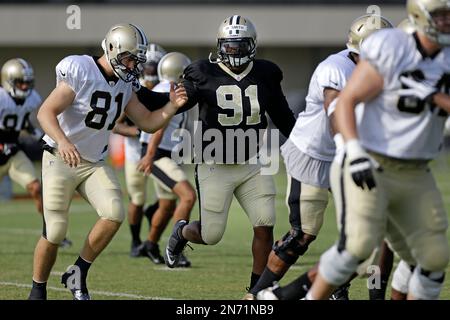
[43,55,133,162]
[0,88,41,134]
[359,29,450,160]
[289,49,356,161]
[124,136,142,163]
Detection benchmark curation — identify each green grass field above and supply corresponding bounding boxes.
[1,156,450,300]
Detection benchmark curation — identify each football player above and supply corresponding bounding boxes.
[28,23,187,300]
[138,52,196,267]
[112,43,167,257]
[306,0,450,300]
[0,59,44,219]
[161,15,296,294]
[252,14,393,300]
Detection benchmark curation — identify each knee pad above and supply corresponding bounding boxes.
[201,222,225,245]
[319,244,360,286]
[409,267,445,300]
[273,230,310,265]
[98,191,125,223]
[414,236,449,272]
[44,211,68,245]
[391,260,415,294]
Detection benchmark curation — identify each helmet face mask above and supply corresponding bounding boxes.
[103,23,148,82]
[218,37,256,68]
[408,0,450,46]
[213,15,257,69]
[1,58,34,100]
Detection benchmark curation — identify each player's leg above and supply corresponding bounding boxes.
[144,195,175,264]
[307,155,387,300]
[165,164,234,268]
[388,166,449,300]
[148,158,196,266]
[250,176,328,296]
[151,157,196,222]
[63,163,125,299]
[232,164,276,296]
[29,150,76,300]
[385,227,414,302]
[124,159,147,256]
[368,240,394,300]
[7,150,42,213]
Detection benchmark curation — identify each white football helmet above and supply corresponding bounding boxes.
[102,23,148,82]
[1,58,34,99]
[407,0,450,46]
[211,15,257,68]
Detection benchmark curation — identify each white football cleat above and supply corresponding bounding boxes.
[256,284,280,300]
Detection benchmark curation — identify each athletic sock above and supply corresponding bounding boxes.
[369,275,389,300]
[74,256,92,292]
[129,223,142,246]
[249,272,261,292]
[29,280,47,300]
[144,201,159,226]
[276,272,312,300]
[249,267,281,295]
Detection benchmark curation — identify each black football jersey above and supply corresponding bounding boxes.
[181,59,295,163]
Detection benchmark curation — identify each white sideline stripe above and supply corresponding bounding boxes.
[0,281,173,300]
[153,266,190,271]
[0,228,40,235]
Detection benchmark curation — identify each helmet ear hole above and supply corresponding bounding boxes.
[109,43,113,51]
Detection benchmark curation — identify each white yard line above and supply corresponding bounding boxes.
[0,281,173,300]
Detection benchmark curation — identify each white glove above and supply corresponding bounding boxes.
[398,76,437,101]
[346,139,377,190]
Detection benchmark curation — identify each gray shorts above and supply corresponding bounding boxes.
[281,139,331,189]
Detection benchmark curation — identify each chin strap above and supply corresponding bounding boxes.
[208,52,221,64]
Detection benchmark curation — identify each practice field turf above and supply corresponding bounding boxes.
[1,156,450,300]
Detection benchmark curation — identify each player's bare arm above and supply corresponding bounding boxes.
[137,126,165,176]
[323,88,340,134]
[432,92,450,112]
[124,82,187,133]
[37,81,81,168]
[334,60,383,141]
[112,113,141,137]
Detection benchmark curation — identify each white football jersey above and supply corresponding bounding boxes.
[0,87,41,141]
[139,80,187,152]
[359,29,450,160]
[43,55,133,162]
[124,136,142,163]
[289,49,356,161]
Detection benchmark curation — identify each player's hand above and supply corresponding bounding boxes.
[169,81,188,109]
[58,139,81,168]
[398,76,437,101]
[346,139,377,190]
[137,154,154,176]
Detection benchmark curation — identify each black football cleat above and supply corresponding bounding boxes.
[59,238,73,249]
[164,220,188,268]
[61,269,91,300]
[142,241,165,264]
[130,242,145,258]
[330,283,350,300]
[177,253,191,268]
[28,287,47,300]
